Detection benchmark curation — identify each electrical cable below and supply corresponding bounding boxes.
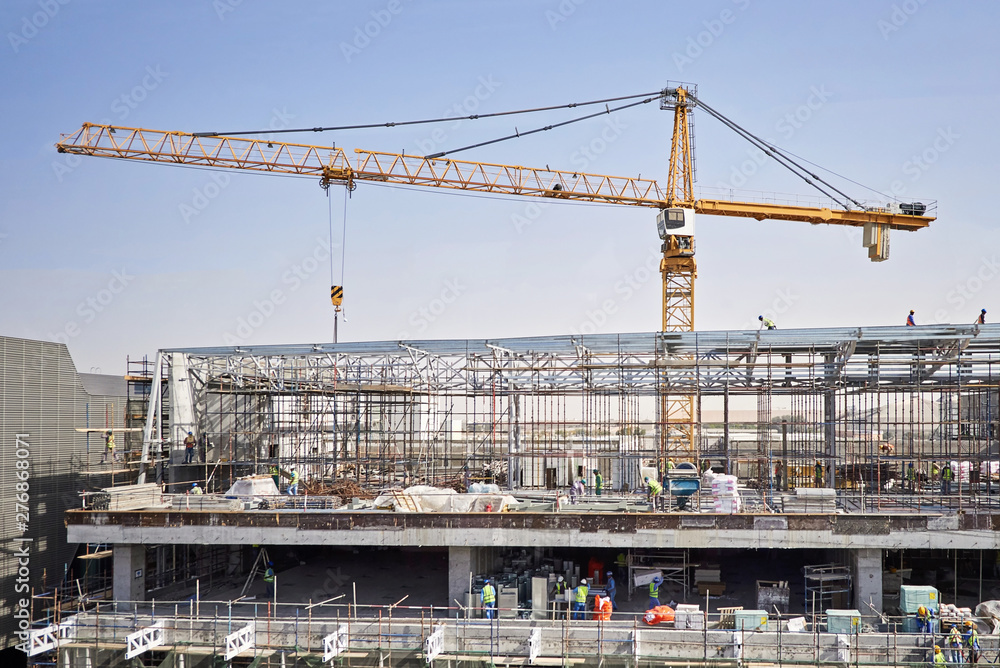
[192,91,663,138]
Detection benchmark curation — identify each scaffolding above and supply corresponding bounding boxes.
[105,325,999,505]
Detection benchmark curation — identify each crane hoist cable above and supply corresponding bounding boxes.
[192,91,663,138]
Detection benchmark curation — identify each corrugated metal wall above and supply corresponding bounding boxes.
[0,336,126,647]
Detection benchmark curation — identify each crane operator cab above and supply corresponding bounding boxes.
[657,207,695,257]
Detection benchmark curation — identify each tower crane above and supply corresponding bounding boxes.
[54,85,935,459]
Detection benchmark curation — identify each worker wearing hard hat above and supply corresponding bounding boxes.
[605,571,617,611]
[946,624,963,663]
[906,310,916,326]
[648,576,662,610]
[264,561,275,598]
[183,431,196,463]
[102,430,116,463]
[977,308,987,324]
[287,469,299,495]
[481,578,497,619]
[963,619,980,663]
[550,575,568,619]
[916,605,934,633]
[572,579,589,620]
[758,315,776,330]
[593,469,604,496]
[932,645,945,665]
[190,482,203,495]
[644,477,663,510]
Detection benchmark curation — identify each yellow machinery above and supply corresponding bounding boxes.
[54,86,935,460]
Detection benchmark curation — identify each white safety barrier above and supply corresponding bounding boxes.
[223,621,254,660]
[28,617,77,657]
[323,624,349,662]
[528,627,541,663]
[125,620,165,659]
[424,624,444,663]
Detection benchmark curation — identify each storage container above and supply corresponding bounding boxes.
[899,585,938,614]
[734,609,769,631]
[826,609,861,634]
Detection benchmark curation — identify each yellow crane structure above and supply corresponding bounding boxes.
[54,85,935,460]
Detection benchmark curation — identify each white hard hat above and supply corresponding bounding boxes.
[557,575,563,582]
[581,578,587,584]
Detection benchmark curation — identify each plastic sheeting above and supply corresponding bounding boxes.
[372,486,516,513]
[225,476,280,497]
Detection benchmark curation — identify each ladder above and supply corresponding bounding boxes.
[241,547,271,597]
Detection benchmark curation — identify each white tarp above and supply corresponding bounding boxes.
[372,486,516,512]
[225,476,280,497]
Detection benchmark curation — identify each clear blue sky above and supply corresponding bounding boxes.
[1,1,997,373]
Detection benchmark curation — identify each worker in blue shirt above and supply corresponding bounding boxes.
[605,571,617,611]
[906,310,916,326]
[648,576,662,609]
[264,561,275,598]
[481,579,497,619]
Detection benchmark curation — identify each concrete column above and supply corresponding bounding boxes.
[113,544,145,608]
[851,548,882,619]
[448,546,472,612]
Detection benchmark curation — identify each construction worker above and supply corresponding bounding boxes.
[101,430,116,463]
[930,461,940,482]
[814,460,824,487]
[932,645,946,665]
[270,464,280,490]
[605,571,617,611]
[264,561,275,598]
[644,477,663,510]
[593,469,604,496]
[481,578,497,619]
[183,431,196,463]
[941,463,954,495]
[906,462,917,493]
[962,619,980,663]
[569,477,585,504]
[287,469,299,495]
[916,605,934,633]
[665,458,676,473]
[774,461,784,490]
[648,576,662,609]
[572,579,588,620]
[906,310,916,326]
[758,315,776,330]
[190,482,203,495]
[550,575,568,619]
[946,624,963,663]
[976,308,986,325]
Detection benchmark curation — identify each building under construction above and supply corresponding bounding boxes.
[16,323,1000,665]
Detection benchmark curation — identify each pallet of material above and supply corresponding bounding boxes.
[781,488,836,513]
[99,483,167,511]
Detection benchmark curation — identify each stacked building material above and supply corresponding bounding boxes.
[780,488,836,513]
[710,475,741,514]
[695,567,724,595]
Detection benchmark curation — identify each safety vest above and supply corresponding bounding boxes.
[290,471,299,484]
[554,581,566,595]
[648,480,662,495]
[934,651,946,664]
[594,473,603,489]
[763,318,775,328]
[482,584,496,605]
[575,585,588,603]
[264,567,274,583]
[907,467,916,481]
[965,628,979,648]
[942,467,954,481]
[105,434,115,449]
[665,460,675,471]
[270,466,279,475]
[649,581,659,598]
[184,435,195,449]
[949,629,962,647]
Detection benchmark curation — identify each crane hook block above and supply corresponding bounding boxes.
[331,285,344,307]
